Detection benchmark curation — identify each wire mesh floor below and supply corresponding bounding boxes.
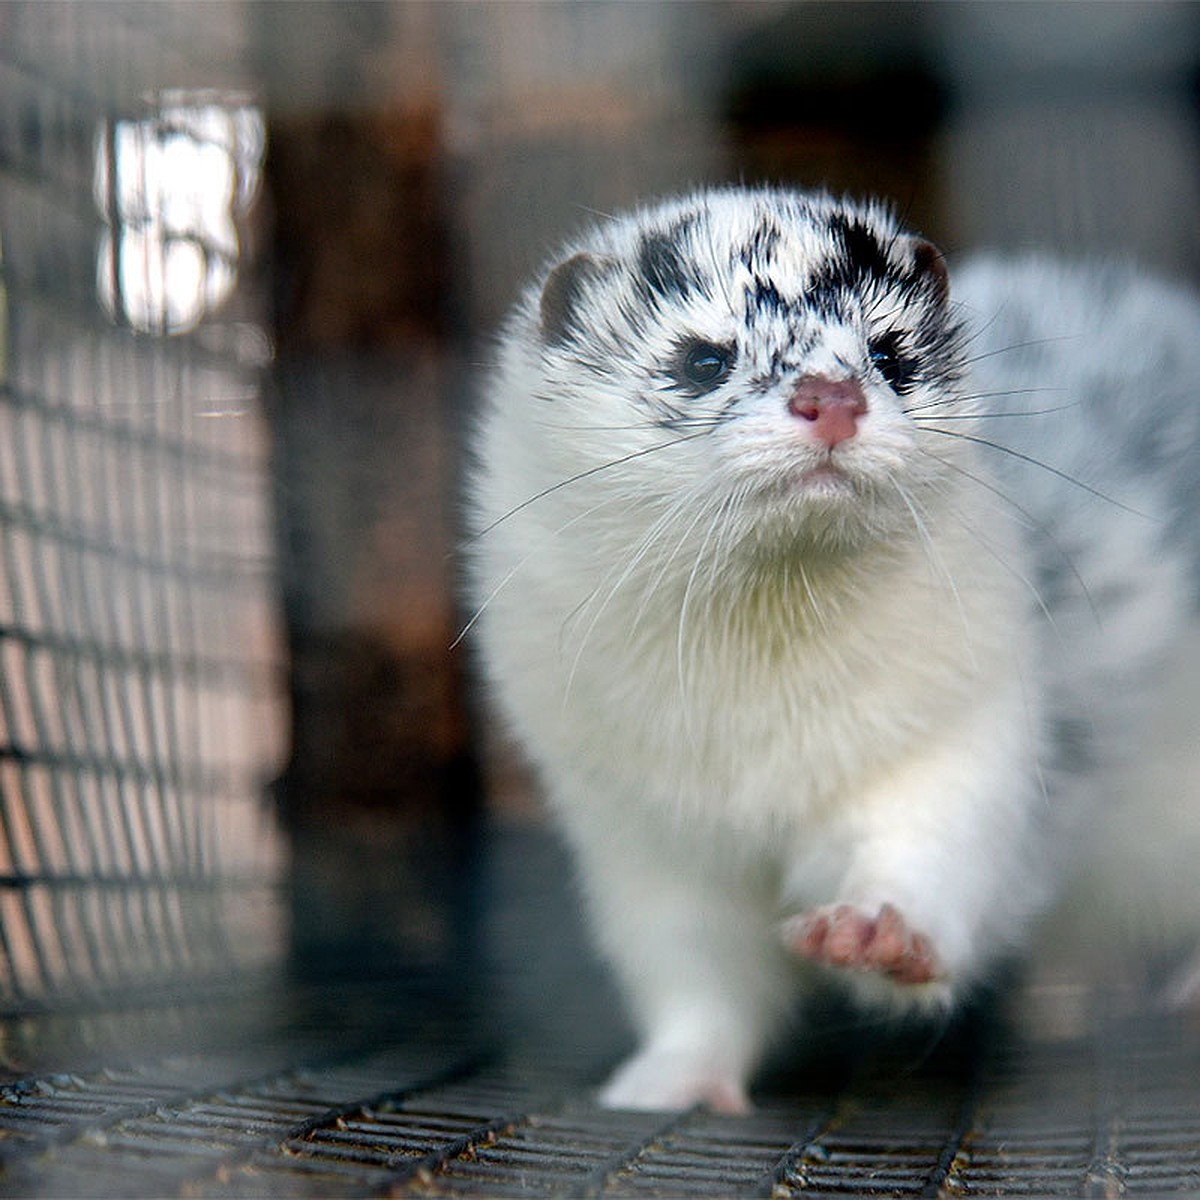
[1,986,1200,1197]
[2,825,1200,1199]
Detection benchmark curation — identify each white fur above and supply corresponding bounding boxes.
[465,188,1200,1111]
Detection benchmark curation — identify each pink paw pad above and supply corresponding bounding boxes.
[784,902,940,985]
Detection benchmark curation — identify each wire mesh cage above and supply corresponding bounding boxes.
[0,2,285,1028]
[1,3,1200,1197]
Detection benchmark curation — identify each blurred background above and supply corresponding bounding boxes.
[0,0,1198,1082]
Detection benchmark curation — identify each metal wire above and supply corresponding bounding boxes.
[1,1008,1199,1196]
[0,1,283,1015]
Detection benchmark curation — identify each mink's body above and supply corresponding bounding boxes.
[464,187,1200,1112]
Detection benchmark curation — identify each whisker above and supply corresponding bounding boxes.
[534,417,725,434]
[702,481,752,615]
[959,332,1083,368]
[915,446,1101,625]
[562,484,715,704]
[891,478,976,666]
[916,425,1154,519]
[926,473,1065,639]
[453,494,623,649]
[958,386,1067,402]
[951,298,1006,350]
[465,428,713,543]
[563,493,687,641]
[903,385,1065,416]
[921,490,1069,806]
[795,556,832,639]
[630,488,722,634]
[966,516,1061,638]
[572,202,617,222]
[910,403,1080,422]
[676,493,739,731]
[590,489,704,640]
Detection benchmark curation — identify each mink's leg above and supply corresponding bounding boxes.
[559,815,794,1113]
[776,695,1050,1004]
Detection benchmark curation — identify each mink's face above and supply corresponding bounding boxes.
[510,189,967,549]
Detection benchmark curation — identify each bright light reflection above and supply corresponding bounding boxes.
[95,92,264,335]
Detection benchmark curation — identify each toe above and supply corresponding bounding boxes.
[781,910,828,959]
[867,903,909,967]
[823,905,873,967]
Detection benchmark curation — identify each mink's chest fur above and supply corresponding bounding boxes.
[465,186,1200,1112]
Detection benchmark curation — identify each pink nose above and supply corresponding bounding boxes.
[788,376,868,448]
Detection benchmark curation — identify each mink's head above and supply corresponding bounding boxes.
[490,187,968,554]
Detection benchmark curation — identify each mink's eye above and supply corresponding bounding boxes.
[677,340,735,392]
[867,332,916,395]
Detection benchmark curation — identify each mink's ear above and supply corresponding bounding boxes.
[910,239,949,306]
[540,252,605,345]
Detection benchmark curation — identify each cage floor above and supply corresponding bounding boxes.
[2,825,1200,1198]
[3,995,1200,1197]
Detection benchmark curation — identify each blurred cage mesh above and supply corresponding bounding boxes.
[0,4,285,1018]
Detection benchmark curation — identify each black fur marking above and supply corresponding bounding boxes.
[750,276,789,319]
[741,330,819,403]
[740,219,782,270]
[541,252,603,345]
[837,215,895,285]
[806,214,906,314]
[637,219,700,303]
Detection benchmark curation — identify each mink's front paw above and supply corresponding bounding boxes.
[782,902,941,985]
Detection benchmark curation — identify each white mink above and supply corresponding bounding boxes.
[463,186,1200,1112]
